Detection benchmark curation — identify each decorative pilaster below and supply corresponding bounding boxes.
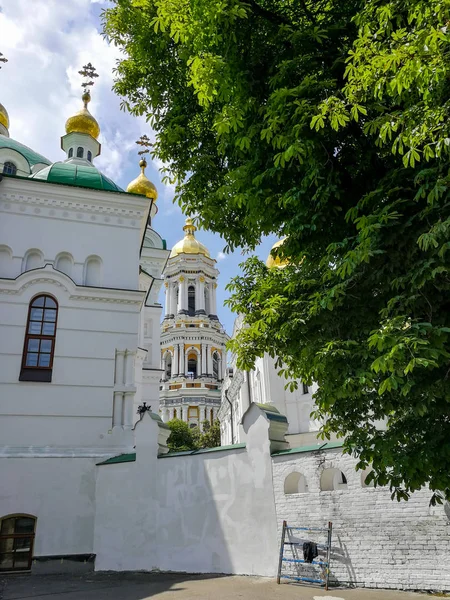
[178,343,185,376]
[205,343,210,375]
[173,344,179,377]
[201,342,207,375]
[178,275,188,314]
[209,282,218,319]
[196,276,206,315]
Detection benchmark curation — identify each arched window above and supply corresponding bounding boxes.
[173,409,177,419]
[320,468,348,491]
[188,285,196,316]
[204,287,210,314]
[20,295,58,382]
[284,472,308,494]
[302,382,309,394]
[87,150,92,162]
[212,351,219,379]
[165,354,172,380]
[0,514,36,571]
[210,408,214,425]
[68,148,73,158]
[84,256,102,286]
[3,161,17,176]
[76,147,84,158]
[187,353,197,379]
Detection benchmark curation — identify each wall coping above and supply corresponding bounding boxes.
[97,443,247,465]
[271,440,344,456]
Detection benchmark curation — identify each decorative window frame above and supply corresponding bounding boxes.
[19,294,58,383]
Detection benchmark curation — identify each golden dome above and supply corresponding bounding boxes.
[0,102,9,132]
[65,91,100,139]
[126,158,158,200]
[266,237,289,268]
[170,218,210,258]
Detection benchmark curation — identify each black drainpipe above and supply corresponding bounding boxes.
[225,389,234,444]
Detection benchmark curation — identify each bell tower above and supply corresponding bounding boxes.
[159,219,228,430]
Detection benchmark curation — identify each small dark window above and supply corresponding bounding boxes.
[165,355,172,379]
[20,295,58,382]
[341,473,347,484]
[302,382,309,394]
[68,148,73,158]
[76,147,84,158]
[188,285,196,316]
[3,162,17,176]
[87,150,92,162]
[188,356,197,379]
[0,515,36,572]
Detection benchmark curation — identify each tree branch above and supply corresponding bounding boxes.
[245,0,291,25]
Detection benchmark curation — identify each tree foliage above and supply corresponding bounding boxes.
[166,419,221,452]
[166,418,198,452]
[104,0,450,502]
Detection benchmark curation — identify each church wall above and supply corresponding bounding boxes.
[1,457,97,557]
[0,179,145,290]
[93,408,279,577]
[272,448,450,590]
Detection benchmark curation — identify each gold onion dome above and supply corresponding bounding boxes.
[65,90,100,139]
[170,218,210,258]
[126,158,158,200]
[0,102,9,131]
[266,237,289,268]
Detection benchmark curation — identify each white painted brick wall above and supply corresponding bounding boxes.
[272,449,450,591]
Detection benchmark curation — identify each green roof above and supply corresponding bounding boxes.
[97,443,246,465]
[31,161,124,192]
[97,453,136,466]
[272,440,344,456]
[0,135,51,167]
[159,443,246,458]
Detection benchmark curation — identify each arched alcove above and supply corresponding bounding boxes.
[84,255,102,286]
[320,468,348,491]
[361,469,375,488]
[284,472,308,494]
[22,249,44,273]
[0,245,13,278]
[54,252,73,277]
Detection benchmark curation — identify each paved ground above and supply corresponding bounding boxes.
[0,572,444,600]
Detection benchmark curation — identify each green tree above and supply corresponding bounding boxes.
[166,418,199,452]
[199,419,221,448]
[103,0,450,502]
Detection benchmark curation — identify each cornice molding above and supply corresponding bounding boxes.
[0,265,145,306]
[0,179,149,228]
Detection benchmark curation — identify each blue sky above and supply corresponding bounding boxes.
[0,0,277,334]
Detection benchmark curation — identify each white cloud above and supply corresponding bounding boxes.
[216,251,227,261]
[0,0,157,186]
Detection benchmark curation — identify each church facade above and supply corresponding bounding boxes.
[159,219,228,429]
[0,86,167,571]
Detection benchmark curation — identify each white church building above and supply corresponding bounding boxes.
[0,87,167,571]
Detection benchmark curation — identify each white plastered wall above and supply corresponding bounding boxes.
[93,405,280,576]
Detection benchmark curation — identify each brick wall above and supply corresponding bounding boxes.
[272,448,450,591]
